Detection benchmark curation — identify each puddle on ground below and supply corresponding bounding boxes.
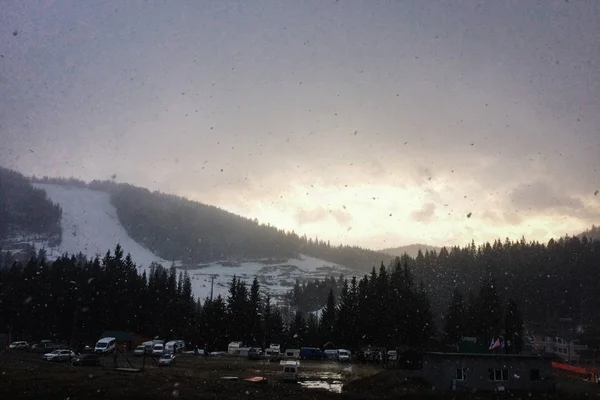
[299,380,343,393]
[300,371,343,380]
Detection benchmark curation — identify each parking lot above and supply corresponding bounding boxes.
[0,350,381,399]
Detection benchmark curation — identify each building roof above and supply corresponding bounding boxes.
[424,352,554,360]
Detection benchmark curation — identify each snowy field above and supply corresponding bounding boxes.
[30,184,353,302]
[185,254,354,302]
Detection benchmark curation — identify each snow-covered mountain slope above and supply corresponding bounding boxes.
[32,183,169,267]
[186,254,353,302]
[32,183,353,303]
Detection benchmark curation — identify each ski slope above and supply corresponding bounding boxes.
[32,183,354,303]
[33,183,169,267]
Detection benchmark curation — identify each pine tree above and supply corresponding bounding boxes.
[288,311,307,348]
[269,308,285,347]
[504,298,524,353]
[249,277,262,346]
[465,290,478,336]
[477,278,502,344]
[335,279,354,348]
[444,289,466,344]
[306,313,320,347]
[319,288,337,346]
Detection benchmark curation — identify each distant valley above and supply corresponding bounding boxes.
[2,166,600,325]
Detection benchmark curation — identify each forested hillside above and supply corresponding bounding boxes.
[30,175,391,270]
[110,184,393,269]
[287,236,600,329]
[0,167,62,244]
[410,237,600,328]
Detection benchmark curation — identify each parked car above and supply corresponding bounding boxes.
[94,337,116,354]
[133,345,147,356]
[30,340,58,353]
[43,349,75,362]
[71,353,100,366]
[269,350,282,362]
[324,349,339,360]
[152,342,165,357]
[338,349,351,362]
[248,347,262,360]
[158,352,176,367]
[8,341,29,350]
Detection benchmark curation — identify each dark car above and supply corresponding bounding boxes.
[71,353,100,366]
[268,350,282,362]
[248,347,262,360]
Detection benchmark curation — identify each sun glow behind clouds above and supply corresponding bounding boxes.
[183,175,596,249]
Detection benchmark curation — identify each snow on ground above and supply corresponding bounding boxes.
[31,183,355,304]
[186,254,354,303]
[32,183,169,268]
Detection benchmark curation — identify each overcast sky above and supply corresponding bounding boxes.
[1,0,599,249]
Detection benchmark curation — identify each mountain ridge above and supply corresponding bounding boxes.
[380,243,442,258]
[19,172,393,271]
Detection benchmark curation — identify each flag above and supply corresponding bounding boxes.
[489,338,501,350]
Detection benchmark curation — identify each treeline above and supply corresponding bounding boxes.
[0,243,38,268]
[407,236,600,328]
[0,167,61,243]
[0,244,435,351]
[1,243,529,353]
[284,276,344,313]
[314,258,435,349]
[28,174,391,270]
[0,245,198,347]
[0,244,295,351]
[201,277,286,352]
[200,258,439,351]
[444,282,524,353]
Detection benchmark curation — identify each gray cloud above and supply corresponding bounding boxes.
[294,207,351,227]
[411,203,436,223]
[508,180,600,222]
[1,1,599,246]
[510,180,584,212]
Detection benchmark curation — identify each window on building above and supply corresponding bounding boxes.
[456,368,467,381]
[530,369,540,381]
[488,368,509,381]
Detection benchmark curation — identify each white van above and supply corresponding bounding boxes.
[152,342,165,356]
[165,340,185,353]
[94,337,116,354]
[282,360,300,382]
[338,349,351,362]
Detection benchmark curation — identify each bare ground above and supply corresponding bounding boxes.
[1,351,598,399]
